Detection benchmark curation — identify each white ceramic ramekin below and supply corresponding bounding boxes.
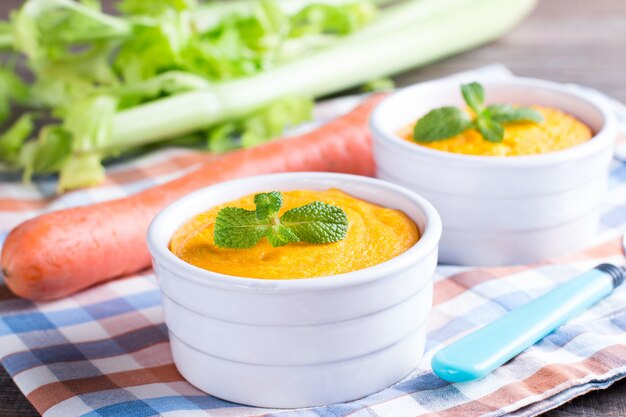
[147,172,442,408]
[371,78,618,266]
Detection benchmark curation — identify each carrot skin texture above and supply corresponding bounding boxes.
[1,95,385,300]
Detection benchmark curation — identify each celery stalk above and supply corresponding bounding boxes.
[111,0,536,148]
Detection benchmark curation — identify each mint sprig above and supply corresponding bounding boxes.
[413,82,544,144]
[412,107,472,143]
[214,192,349,249]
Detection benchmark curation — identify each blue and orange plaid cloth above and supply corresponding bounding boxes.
[1,66,626,417]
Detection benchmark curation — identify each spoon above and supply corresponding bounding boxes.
[432,233,626,383]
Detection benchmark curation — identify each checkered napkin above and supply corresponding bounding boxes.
[1,65,626,417]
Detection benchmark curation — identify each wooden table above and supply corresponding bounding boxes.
[1,0,625,415]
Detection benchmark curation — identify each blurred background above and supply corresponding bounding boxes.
[1,0,625,193]
[1,0,625,100]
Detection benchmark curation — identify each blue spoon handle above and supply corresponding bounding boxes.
[432,264,624,383]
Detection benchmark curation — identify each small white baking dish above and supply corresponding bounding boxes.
[147,172,442,408]
[370,78,618,265]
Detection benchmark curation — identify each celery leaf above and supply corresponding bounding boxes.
[0,113,35,165]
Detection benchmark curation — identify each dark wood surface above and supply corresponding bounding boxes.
[1,0,626,415]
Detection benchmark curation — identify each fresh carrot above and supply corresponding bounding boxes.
[1,94,385,300]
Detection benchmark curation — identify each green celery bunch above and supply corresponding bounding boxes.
[0,0,536,192]
[0,0,378,191]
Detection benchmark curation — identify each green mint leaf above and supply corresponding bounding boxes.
[413,107,472,143]
[281,201,348,244]
[475,117,504,143]
[487,104,544,124]
[214,192,349,248]
[412,83,545,146]
[266,224,300,247]
[254,191,282,220]
[461,82,485,114]
[214,207,271,249]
